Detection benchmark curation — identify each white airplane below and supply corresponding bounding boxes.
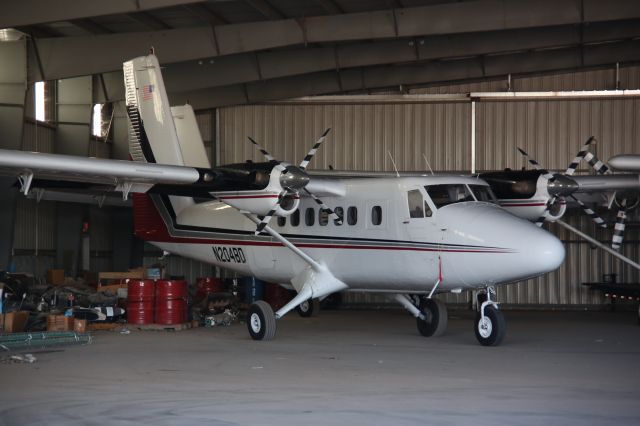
[1,53,635,346]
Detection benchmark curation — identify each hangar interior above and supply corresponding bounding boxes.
[1,0,639,307]
[1,1,640,424]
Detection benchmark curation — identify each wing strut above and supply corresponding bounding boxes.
[242,213,348,319]
[555,219,640,271]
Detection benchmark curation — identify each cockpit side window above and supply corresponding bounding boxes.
[469,184,497,203]
[426,184,474,208]
[408,190,426,218]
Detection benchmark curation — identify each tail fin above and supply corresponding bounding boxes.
[171,104,211,169]
[124,53,199,216]
[123,54,184,166]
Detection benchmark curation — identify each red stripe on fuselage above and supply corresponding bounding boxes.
[218,194,279,200]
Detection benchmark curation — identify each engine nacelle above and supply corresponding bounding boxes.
[490,172,567,222]
[211,165,300,216]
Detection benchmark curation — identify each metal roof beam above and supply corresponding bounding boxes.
[70,18,113,35]
[315,0,344,15]
[92,21,640,97]
[128,12,172,31]
[185,4,227,26]
[0,0,206,28]
[32,0,640,79]
[244,0,285,20]
[169,39,640,109]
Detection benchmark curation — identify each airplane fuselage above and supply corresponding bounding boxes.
[142,176,565,294]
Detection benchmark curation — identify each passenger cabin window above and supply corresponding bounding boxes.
[305,208,315,226]
[469,185,497,203]
[290,209,300,226]
[426,184,474,208]
[347,206,358,225]
[334,207,344,225]
[371,206,382,225]
[277,216,286,227]
[318,209,329,226]
[407,190,432,218]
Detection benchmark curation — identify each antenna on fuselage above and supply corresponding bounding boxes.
[422,153,435,176]
[387,151,400,178]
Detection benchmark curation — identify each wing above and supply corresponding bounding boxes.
[0,149,219,200]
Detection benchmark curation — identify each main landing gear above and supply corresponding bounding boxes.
[247,301,277,340]
[474,288,506,346]
[296,298,319,317]
[394,294,448,337]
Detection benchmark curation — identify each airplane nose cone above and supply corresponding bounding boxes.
[517,223,565,278]
[439,203,565,284]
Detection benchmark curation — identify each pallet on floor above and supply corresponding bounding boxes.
[131,322,192,331]
[88,322,121,331]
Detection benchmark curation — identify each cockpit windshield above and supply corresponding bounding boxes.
[425,184,474,208]
[468,184,497,203]
[425,184,497,208]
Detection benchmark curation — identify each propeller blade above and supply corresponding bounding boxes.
[534,196,556,227]
[565,136,596,175]
[611,199,627,250]
[255,208,278,235]
[254,191,287,235]
[517,147,555,180]
[568,195,607,228]
[303,189,343,225]
[248,137,276,162]
[581,147,611,175]
[518,147,556,226]
[299,128,331,170]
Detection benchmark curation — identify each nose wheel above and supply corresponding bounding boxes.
[474,289,506,346]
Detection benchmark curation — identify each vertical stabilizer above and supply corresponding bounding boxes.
[123,54,184,166]
[124,53,193,215]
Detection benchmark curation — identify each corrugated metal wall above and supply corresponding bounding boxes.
[220,103,471,171]
[216,65,640,307]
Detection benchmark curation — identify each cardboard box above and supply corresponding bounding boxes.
[47,269,66,286]
[47,315,74,332]
[0,311,29,333]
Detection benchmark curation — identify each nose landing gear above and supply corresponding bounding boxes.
[474,288,506,346]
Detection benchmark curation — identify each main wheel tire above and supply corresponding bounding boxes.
[296,298,316,317]
[474,305,506,346]
[416,298,448,337]
[247,300,277,340]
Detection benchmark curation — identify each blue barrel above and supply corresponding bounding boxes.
[241,276,265,303]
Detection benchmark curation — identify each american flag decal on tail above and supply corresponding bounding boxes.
[142,84,154,101]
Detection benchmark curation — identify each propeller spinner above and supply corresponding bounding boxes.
[249,129,342,234]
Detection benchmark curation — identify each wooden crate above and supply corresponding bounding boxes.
[0,311,29,333]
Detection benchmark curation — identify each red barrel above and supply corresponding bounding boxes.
[155,279,188,300]
[127,279,155,325]
[196,277,224,299]
[155,280,188,325]
[127,301,155,324]
[127,279,155,302]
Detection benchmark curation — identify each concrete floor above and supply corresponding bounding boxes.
[1,309,639,426]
